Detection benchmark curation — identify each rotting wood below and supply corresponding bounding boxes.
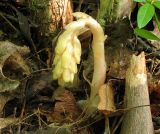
[120,52,154,134]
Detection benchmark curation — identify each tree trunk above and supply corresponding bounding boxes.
[120,52,154,134]
[28,0,73,35]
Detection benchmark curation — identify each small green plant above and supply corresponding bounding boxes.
[134,0,160,40]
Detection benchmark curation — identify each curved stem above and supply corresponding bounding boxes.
[85,18,106,100]
[61,12,107,112]
[70,12,107,103]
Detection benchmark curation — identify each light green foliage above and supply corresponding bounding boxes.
[134,28,160,40]
[134,0,146,2]
[153,1,160,9]
[137,3,155,28]
[134,0,160,40]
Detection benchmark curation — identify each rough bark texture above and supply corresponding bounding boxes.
[120,52,154,134]
[28,0,73,35]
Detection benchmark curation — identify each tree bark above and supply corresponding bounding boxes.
[28,0,73,35]
[120,52,154,134]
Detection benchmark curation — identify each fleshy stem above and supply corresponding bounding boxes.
[53,12,107,112]
[73,12,107,105]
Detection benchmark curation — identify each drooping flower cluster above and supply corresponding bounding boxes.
[52,12,106,91]
[52,12,107,116]
[52,29,82,86]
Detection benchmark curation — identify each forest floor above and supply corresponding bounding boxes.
[0,0,160,134]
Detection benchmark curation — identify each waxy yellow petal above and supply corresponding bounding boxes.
[52,60,63,79]
[55,31,72,54]
[61,44,73,68]
[69,58,77,73]
[73,36,81,64]
[53,54,60,65]
[63,69,71,82]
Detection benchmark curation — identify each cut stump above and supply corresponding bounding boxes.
[120,52,154,134]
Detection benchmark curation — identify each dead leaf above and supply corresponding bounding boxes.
[0,117,19,129]
[0,41,30,92]
[0,94,12,114]
[0,77,19,93]
[26,125,72,134]
[49,88,80,123]
[16,10,33,46]
[151,21,160,49]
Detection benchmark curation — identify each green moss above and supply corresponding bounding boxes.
[28,0,54,34]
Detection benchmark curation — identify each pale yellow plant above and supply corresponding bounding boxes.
[52,12,107,113]
[52,30,81,85]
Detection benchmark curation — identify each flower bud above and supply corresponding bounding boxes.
[52,31,81,86]
[52,60,63,79]
[55,31,71,54]
[73,36,81,64]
